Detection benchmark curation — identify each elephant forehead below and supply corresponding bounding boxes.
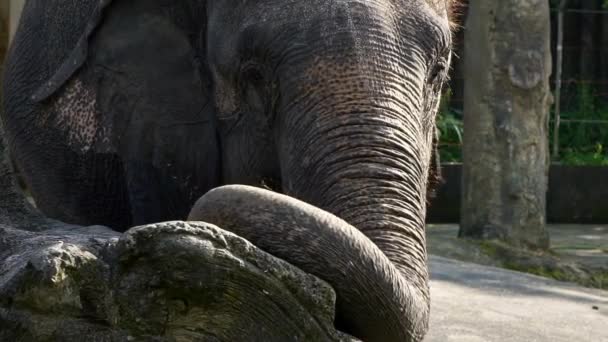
[297,55,423,98]
[425,0,452,15]
[427,0,461,28]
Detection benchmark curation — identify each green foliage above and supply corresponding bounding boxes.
[436,84,608,166]
[436,89,463,163]
[551,84,608,166]
[561,144,608,166]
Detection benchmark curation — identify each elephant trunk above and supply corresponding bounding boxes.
[282,114,430,287]
[282,114,429,284]
[280,56,431,275]
[277,50,433,337]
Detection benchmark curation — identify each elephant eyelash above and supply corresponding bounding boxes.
[238,61,279,123]
[429,57,449,83]
[243,68,265,84]
[240,61,266,82]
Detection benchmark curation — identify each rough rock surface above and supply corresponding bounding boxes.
[0,220,351,341]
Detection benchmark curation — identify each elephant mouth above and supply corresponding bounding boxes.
[259,176,283,193]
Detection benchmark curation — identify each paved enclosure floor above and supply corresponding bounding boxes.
[548,224,608,269]
[427,256,608,342]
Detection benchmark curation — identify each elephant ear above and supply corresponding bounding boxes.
[28,0,221,226]
[31,0,115,102]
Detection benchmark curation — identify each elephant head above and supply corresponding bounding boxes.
[193,0,454,340]
[3,0,453,340]
[210,0,452,192]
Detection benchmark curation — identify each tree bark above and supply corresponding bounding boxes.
[460,0,552,249]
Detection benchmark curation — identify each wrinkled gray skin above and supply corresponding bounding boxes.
[2,0,452,341]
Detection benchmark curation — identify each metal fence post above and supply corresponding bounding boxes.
[552,0,567,159]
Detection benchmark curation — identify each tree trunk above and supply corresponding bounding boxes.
[460,0,552,249]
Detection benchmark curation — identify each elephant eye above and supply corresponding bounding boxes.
[241,62,266,86]
[429,58,448,84]
[243,66,265,85]
[240,63,269,114]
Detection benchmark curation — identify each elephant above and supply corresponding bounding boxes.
[2,0,454,341]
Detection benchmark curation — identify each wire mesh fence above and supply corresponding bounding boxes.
[440,0,608,165]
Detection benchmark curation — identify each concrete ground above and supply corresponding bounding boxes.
[427,256,608,342]
[549,224,608,269]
